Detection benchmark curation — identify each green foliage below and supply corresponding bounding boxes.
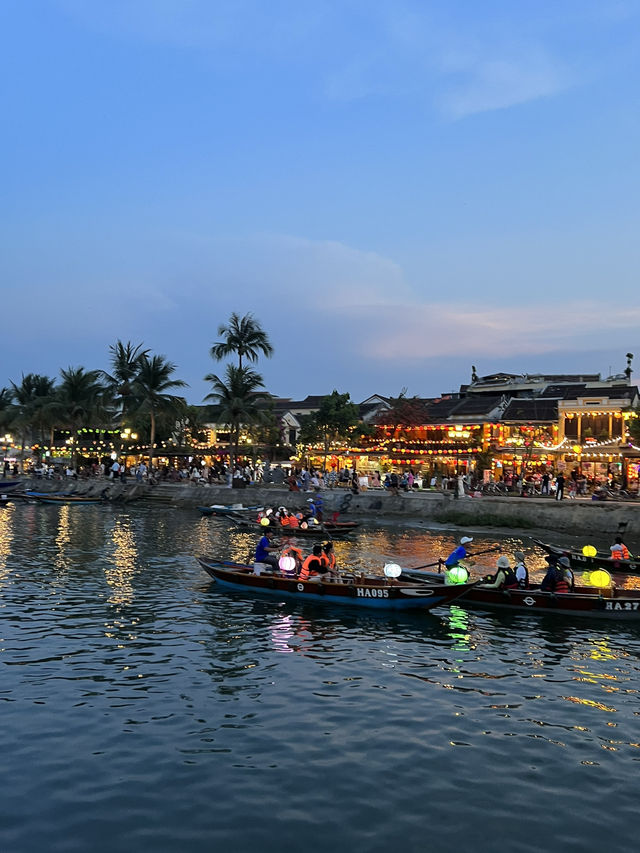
[210,312,273,369]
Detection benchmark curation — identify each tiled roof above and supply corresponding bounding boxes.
[501,399,558,421]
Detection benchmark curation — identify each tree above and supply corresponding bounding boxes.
[9,373,58,457]
[204,365,270,469]
[131,355,187,472]
[56,367,110,469]
[210,312,273,370]
[103,340,150,420]
[311,391,361,472]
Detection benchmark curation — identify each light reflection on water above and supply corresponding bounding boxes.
[0,502,639,853]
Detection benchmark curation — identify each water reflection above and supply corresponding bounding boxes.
[0,502,15,585]
[54,504,71,573]
[105,516,139,605]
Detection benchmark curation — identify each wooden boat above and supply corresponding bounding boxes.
[197,557,476,611]
[400,568,640,620]
[197,504,263,517]
[532,537,640,575]
[227,516,354,538]
[0,480,22,492]
[29,493,106,505]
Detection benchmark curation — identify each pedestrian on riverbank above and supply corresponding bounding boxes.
[555,472,565,501]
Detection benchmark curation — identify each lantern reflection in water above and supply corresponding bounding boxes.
[0,503,14,585]
[54,505,71,573]
[106,517,138,605]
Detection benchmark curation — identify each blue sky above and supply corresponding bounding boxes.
[2,0,640,403]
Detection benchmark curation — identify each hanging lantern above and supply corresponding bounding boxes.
[589,569,612,588]
[279,555,297,576]
[582,545,597,557]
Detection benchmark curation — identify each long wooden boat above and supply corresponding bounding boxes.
[30,493,106,505]
[532,537,640,575]
[0,480,22,492]
[400,568,640,620]
[197,557,476,611]
[197,504,263,517]
[226,516,354,538]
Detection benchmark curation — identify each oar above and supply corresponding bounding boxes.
[408,545,501,572]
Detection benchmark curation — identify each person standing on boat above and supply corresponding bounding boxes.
[443,536,473,570]
[513,550,529,588]
[254,527,279,571]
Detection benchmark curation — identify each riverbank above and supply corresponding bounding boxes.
[12,478,638,538]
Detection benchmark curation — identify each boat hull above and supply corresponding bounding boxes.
[533,538,640,575]
[197,558,472,610]
[401,569,640,619]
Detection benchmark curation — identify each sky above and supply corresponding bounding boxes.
[2,0,640,405]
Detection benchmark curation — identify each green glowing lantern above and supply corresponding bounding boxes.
[447,566,469,584]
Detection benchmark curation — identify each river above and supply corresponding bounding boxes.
[0,501,638,853]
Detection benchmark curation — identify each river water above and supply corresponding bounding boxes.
[1,501,639,853]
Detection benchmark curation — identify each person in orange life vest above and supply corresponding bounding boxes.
[479,555,518,589]
[610,536,630,560]
[280,510,291,527]
[287,512,299,528]
[299,545,326,581]
[320,541,337,577]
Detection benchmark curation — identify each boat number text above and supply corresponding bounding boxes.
[357,588,389,598]
[604,601,640,611]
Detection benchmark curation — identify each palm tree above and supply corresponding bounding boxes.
[103,340,150,420]
[131,355,187,472]
[204,365,270,469]
[9,373,58,460]
[210,312,273,369]
[56,367,110,469]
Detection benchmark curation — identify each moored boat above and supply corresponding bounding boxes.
[227,516,355,538]
[532,537,640,575]
[29,493,106,505]
[0,480,22,492]
[197,503,264,517]
[197,557,476,610]
[400,568,640,619]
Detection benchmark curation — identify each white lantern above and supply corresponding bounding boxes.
[384,563,402,579]
[279,555,297,576]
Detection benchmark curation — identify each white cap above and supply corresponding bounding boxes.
[460,536,473,545]
[497,556,510,568]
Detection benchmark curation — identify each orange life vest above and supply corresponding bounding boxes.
[621,544,630,560]
[555,577,570,593]
[280,515,290,526]
[299,555,322,581]
[288,515,299,528]
[321,552,336,570]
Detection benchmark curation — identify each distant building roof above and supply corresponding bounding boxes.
[501,399,558,421]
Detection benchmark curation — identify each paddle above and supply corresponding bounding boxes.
[408,545,501,572]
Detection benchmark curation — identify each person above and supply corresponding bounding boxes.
[610,535,631,560]
[540,556,560,591]
[541,472,550,495]
[513,550,529,589]
[479,555,518,589]
[254,527,279,571]
[299,544,326,581]
[444,536,473,569]
[555,472,565,501]
[320,541,337,576]
[556,556,574,592]
[110,459,120,480]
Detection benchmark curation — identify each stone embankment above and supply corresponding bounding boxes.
[138,482,637,538]
[16,479,638,537]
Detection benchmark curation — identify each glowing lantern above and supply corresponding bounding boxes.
[384,563,402,578]
[300,522,308,529]
[582,545,597,558]
[446,566,469,584]
[589,569,612,588]
[260,517,270,526]
[279,555,297,576]
[572,445,582,454]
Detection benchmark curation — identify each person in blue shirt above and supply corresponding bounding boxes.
[254,527,279,571]
[444,536,473,569]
